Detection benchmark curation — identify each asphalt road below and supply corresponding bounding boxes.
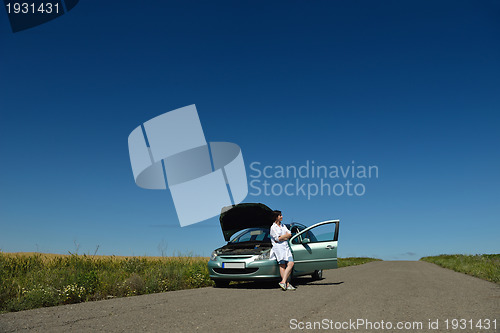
[1,261,499,333]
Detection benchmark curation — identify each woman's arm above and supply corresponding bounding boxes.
[281,224,293,241]
[270,224,281,242]
[277,231,292,242]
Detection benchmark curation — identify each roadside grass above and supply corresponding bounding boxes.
[0,252,382,313]
[0,252,211,313]
[420,254,500,284]
[338,257,382,267]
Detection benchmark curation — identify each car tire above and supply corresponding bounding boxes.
[312,269,323,280]
[213,280,230,288]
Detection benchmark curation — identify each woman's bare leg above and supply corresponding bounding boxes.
[284,262,294,285]
[279,264,287,283]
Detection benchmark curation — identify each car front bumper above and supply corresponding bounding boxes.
[208,255,281,280]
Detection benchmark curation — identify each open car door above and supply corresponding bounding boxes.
[289,220,339,274]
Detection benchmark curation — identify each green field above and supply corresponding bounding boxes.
[420,254,500,284]
[0,252,380,313]
[0,252,212,313]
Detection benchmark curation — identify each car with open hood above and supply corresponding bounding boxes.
[207,203,340,287]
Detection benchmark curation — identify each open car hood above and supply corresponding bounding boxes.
[219,203,275,241]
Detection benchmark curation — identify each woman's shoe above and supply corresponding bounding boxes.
[287,284,296,291]
[279,282,287,291]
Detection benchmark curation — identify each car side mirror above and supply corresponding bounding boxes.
[301,238,310,244]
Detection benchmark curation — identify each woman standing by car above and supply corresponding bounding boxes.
[269,210,296,291]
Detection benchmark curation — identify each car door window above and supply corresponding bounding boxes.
[306,223,334,242]
[290,226,304,244]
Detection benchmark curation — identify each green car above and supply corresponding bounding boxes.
[207,203,340,287]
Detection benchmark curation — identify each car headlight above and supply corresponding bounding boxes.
[210,251,218,261]
[255,250,270,261]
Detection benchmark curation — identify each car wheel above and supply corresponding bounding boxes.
[213,280,230,288]
[312,269,323,280]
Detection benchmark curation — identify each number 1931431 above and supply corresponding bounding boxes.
[5,2,60,14]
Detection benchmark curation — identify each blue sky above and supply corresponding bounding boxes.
[1,1,498,260]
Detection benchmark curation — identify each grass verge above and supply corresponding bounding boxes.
[0,252,211,313]
[338,257,382,267]
[420,254,500,284]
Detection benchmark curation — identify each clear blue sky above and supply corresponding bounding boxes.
[1,1,498,260]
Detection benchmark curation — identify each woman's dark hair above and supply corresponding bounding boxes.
[272,210,282,221]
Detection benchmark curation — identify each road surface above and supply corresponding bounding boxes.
[1,261,499,332]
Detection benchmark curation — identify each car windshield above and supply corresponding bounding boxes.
[229,228,271,243]
[228,224,306,244]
